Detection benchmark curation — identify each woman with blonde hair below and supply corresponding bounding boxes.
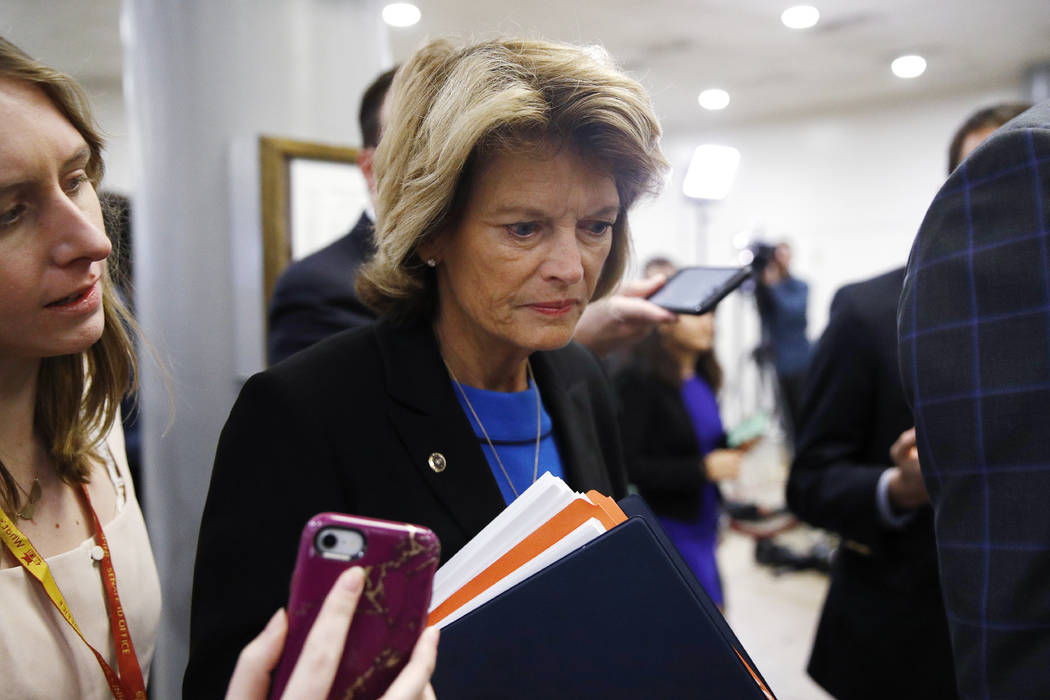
[188,36,667,696]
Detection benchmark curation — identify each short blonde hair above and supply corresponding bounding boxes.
[357,37,668,320]
[0,37,137,516]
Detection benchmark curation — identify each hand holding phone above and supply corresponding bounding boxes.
[646,265,752,315]
[226,567,440,700]
[267,513,441,700]
[727,412,768,450]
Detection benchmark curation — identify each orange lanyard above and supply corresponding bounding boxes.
[0,485,146,699]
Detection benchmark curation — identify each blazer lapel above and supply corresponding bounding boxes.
[531,350,614,495]
[376,320,507,539]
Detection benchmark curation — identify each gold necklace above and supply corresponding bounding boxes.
[13,478,42,521]
[445,359,541,499]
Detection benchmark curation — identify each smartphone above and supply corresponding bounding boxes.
[646,265,753,315]
[269,513,441,700]
[727,411,768,448]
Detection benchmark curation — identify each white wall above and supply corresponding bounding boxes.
[81,77,135,195]
[121,3,390,698]
[629,85,1028,423]
[634,85,1027,331]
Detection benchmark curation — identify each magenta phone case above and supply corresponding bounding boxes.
[268,513,441,700]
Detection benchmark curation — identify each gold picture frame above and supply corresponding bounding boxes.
[258,135,366,305]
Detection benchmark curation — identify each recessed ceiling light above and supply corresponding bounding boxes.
[382,3,421,27]
[891,54,927,79]
[781,5,820,30]
[698,89,730,111]
[683,145,741,201]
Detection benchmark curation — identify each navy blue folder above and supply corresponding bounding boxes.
[432,495,775,699]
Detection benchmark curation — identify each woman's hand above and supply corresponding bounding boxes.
[572,275,677,357]
[225,567,440,700]
[704,449,743,482]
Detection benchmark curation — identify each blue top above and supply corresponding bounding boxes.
[656,374,726,606]
[763,277,811,374]
[452,378,565,504]
[679,375,724,455]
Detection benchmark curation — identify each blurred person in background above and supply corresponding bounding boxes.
[97,191,145,499]
[187,36,668,696]
[753,241,811,442]
[642,255,676,280]
[786,101,1029,700]
[946,102,1034,173]
[615,280,743,609]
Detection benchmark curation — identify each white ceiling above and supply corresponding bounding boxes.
[3,0,1050,137]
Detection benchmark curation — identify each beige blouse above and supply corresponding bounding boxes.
[0,426,162,699]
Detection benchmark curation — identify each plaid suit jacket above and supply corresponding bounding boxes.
[898,99,1050,699]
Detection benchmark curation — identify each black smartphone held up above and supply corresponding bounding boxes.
[646,265,752,315]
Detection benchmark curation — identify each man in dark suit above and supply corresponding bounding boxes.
[266,67,396,364]
[899,100,1050,698]
[787,102,1029,699]
[788,267,956,699]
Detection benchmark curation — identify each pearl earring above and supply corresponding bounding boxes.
[426,258,438,268]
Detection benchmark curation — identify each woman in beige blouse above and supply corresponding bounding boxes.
[0,35,160,700]
[0,36,435,700]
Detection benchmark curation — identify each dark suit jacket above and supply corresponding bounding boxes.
[266,213,376,365]
[789,267,956,699]
[183,319,627,698]
[613,364,718,521]
[899,100,1050,699]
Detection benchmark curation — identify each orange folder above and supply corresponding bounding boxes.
[428,496,627,626]
[586,490,627,525]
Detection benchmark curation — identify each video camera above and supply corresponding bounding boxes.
[748,242,778,272]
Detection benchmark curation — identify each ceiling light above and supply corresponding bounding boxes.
[683,145,741,201]
[698,89,730,111]
[891,54,927,79]
[382,3,421,27]
[781,5,820,29]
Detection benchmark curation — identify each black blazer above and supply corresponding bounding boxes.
[613,364,716,521]
[899,100,1050,698]
[266,213,376,365]
[183,319,627,698]
[788,267,956,699]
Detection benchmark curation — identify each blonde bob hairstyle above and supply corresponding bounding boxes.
[0,37,137,517]
[357,37,669,321]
